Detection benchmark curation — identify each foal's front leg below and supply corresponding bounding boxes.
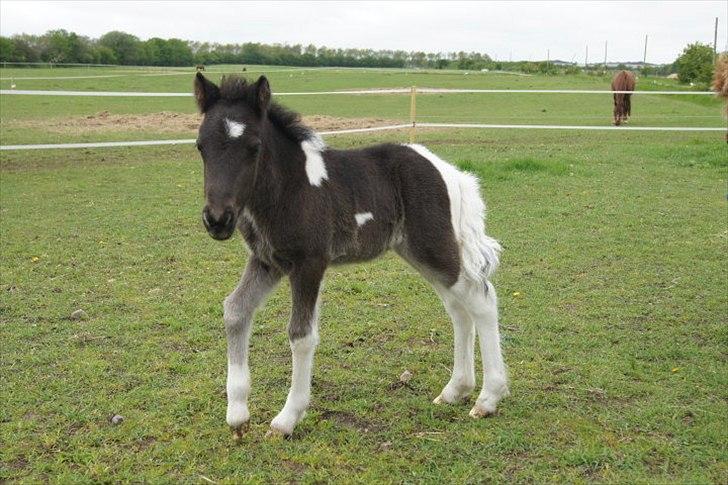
[224,257,281,439]
[268,260,326,437]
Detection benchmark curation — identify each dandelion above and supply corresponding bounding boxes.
[31,256,39,263]
[512,291,522,297]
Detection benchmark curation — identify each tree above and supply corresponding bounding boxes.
[0,37,15,62]
[99,31,142,65]
[675,42,714,86]
[9,35,40,63]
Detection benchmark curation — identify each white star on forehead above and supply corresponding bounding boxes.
[224,118,246,138]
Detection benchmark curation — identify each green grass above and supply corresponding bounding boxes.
[1,67,727,483]
[1,127,726,483]
[0,65,722,146]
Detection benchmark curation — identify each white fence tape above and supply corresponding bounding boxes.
[0,88,716,97]
[416,123,725,131]
[0,124,413,151]
[1,123,723,151]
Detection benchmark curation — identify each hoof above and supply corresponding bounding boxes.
[265,427,289,440]
[231,421,249,442]
[468,406,495,419]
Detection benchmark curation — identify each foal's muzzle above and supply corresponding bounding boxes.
[202,206,236,240]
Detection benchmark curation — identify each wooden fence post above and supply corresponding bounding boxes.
[409,85,417,143]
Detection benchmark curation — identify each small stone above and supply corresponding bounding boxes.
[399,370,413,383]
[111,414,124,425]
[148,288,161,295]
[70,309,88,321]
[378,441,393,451]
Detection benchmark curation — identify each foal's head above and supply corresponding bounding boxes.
[194,73,271,240]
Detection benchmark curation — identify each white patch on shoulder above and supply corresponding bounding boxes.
[224,118,246,139]
[355,212,374,226]
[301,134,328,186]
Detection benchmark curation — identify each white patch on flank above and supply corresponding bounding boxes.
[355,212,374,226]
[301,133,328,186]
[404,143,502,283]
[224,118,246,138]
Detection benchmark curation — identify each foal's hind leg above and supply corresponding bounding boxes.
[432,286,476,404]
[224,257,281,438]
[454,279,509,417]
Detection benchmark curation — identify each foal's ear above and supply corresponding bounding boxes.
[194,72,220,113]
[253,76,271,114]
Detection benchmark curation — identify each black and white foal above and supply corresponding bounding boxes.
[194,74,509,438]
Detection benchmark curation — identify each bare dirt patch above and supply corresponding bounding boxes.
[7,111,402,135]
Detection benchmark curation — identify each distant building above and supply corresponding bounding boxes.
[587,61,660,69]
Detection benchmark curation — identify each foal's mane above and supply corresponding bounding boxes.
[219,75,314,143]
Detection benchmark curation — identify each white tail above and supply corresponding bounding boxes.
[456,171,502,283]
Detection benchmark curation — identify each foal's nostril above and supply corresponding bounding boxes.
[222,210,233,227]
[202,206,236,239]
[202,207,212,229]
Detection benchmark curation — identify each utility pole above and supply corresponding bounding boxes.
[604,40,608,69]
[547,49,550,65]
[643,34,648,64]
[714,17,719,57]
[585,45,588,67]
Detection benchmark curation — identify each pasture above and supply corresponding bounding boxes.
[1,65,726,483]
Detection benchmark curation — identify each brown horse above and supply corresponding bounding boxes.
[611,70,636,126]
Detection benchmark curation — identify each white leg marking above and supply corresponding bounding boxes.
[301,134,328,186]
[270,308,320,435]
[269,288,321,436]
[224,261,279,429]
[454,278,508,417]
[433,285,476,404]
[224,118,246,138]
[224,294,253,429]
[354,212,374,226]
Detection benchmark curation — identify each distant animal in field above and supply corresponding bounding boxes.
[611,70,636,126]
[193,73,508,439]
[196,64,206,71]
[712,54,728,142]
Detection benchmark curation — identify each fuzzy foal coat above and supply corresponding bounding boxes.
[194,73,508,438]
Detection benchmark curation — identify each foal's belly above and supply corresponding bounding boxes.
[330,219,403,265]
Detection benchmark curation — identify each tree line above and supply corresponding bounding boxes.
[0,29,718,87]
[0,29,493,69]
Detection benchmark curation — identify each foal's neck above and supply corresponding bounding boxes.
[247,117,302,217]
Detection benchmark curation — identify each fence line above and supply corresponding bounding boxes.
[0,124,413,151]
[416,123,725,131]
[1,123,723,151]
[0,88,716,97]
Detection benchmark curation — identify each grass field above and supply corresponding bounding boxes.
[0,65,723,146]
[1,65,727,483]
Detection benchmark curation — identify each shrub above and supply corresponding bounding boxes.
[675,42,714,87]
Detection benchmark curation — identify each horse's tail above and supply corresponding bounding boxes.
[455,170,502,283]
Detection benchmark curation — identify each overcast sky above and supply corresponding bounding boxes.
[1,1,726,64]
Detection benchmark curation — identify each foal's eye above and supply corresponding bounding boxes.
[249,140,262,156]
[196,142,203,152]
